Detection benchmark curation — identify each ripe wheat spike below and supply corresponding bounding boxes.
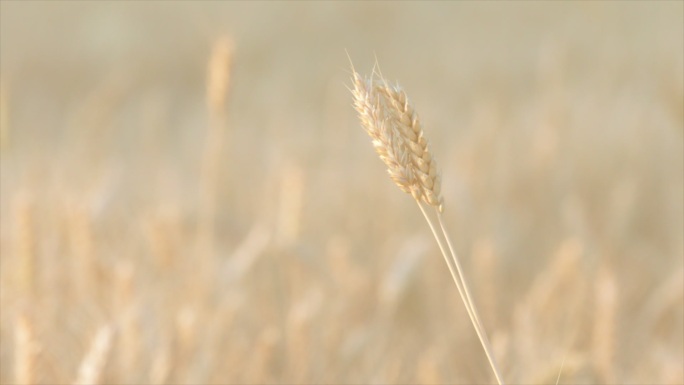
[350,62,504,385]
[351,69,443,211]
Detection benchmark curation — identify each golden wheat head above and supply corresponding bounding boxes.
[351,68,443,211]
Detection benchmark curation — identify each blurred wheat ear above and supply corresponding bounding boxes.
[350,61,505,385]
[198,36,234,258]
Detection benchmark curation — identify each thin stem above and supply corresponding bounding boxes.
[416,202,477,330]
[436,211,504,385]
[416,202,503,384]
[435,211,482,329]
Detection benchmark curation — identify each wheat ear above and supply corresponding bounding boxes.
[351,65,504,385]
[198,36,234,257]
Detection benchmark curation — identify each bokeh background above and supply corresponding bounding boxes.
[1,2,682,384]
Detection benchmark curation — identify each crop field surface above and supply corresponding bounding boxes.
[0,2,682,384]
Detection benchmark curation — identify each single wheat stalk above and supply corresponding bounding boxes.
[350,62,505,385]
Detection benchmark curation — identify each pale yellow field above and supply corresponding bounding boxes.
[0,2,682,384]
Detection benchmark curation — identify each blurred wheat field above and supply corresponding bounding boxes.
[0,2,683,384]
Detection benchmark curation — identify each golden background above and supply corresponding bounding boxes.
[1,2,682,384]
